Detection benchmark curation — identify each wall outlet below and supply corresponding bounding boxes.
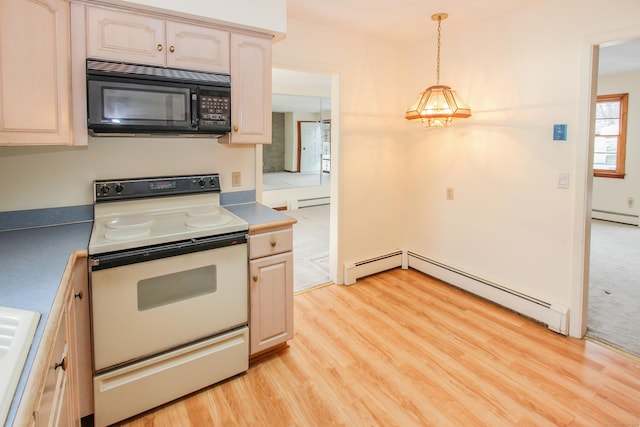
[446,187,454,200]
[231,171,241,187]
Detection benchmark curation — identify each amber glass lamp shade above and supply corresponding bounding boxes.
[405,85,471,127]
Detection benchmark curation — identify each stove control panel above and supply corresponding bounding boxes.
[95,174,221,201]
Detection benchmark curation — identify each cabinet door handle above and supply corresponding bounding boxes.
[157,44,163,52]
[54,356,67,371]
[169,45,175,53]
[74,290,83,300]
[252,276,258,283]
[233,125,238,132]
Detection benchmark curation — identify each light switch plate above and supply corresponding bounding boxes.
[557,172,570,189]
[553,124,567,141]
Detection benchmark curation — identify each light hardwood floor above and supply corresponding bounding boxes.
[120,268,640,426]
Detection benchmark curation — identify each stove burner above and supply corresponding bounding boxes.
[186,215,231,229]
[104,227,152,241]
[105,215,155,229]
[187,207,221,217]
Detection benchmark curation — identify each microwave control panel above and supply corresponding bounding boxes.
[199,94,231,128]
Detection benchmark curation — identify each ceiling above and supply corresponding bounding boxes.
[286,0,545,42]
[599,38,640,76]
[273,0,640,111]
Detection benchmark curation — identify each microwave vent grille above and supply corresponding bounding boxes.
[87,59,230,86]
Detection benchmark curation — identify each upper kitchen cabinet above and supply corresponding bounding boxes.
[226,32,272,144]
[0,0,74,146]
[86,6,230,73]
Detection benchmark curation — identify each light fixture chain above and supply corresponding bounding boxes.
[436,15,441,85]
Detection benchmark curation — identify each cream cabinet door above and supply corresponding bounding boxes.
[229,32,272,144]
[34,300,71,426]
[71,255,92,418]
[86,7,165,66]
[249,252,294,355]
[0,0,72,145]
[166,22,229,73]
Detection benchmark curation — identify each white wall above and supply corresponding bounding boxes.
[593,71,640,220]
[403,0,640,337]
[272,18,409,285]
[0,138,254,211]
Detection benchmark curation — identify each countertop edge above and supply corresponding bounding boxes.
[248,218,297,234]
[13,249,87,427]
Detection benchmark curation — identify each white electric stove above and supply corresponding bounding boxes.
[88,174,250,427]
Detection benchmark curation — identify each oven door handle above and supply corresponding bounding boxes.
[90,231,247,271]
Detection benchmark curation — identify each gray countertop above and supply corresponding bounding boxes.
[0,201,289,426]
[225,202,293,226]
[0,222,93,427]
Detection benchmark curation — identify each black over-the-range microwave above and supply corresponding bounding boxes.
[86,59,231,137]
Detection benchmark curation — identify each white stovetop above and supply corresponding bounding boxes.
[89,194,248,255]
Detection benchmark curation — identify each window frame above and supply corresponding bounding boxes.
[593,93,628,179]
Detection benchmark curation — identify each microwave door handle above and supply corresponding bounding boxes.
[191,92,198,128]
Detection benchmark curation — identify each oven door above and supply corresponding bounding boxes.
[90,242,247,372]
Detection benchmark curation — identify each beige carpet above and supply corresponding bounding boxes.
[587,219,640,358]
[284,204,330,292]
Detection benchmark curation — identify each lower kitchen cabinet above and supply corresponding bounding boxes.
[22,252,89,426]
[249,226,294,357]
[33,279,76,426]
[72,255,92,419]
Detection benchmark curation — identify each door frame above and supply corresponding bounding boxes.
[258,65,342,284]
[574,26,640,338]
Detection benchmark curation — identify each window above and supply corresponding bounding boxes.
[593,93,628,178]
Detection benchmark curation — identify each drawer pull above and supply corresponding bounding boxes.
[270,241,277,248]
[54,357,67,371]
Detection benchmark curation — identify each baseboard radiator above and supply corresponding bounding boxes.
[407,251,569,335]
[592,209,639,226]
[288,197,330,210]
[343,249,569,335]
[343,250,404,285]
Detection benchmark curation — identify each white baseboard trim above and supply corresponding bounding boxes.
[592,209,639,226]
[407,251,569,335]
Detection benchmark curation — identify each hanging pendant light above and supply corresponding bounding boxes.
[405,13,471,127]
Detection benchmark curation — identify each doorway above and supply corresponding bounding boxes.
[585,37,640,358]
[263,68,335,292]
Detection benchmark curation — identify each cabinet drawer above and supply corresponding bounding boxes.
[249,229,293,259]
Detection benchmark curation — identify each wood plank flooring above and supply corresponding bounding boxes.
[120,268,640,426]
